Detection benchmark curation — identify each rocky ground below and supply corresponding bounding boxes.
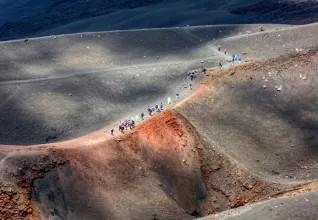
[1,5,318,220]
[0,30,318,219]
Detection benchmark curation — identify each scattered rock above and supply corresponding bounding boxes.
[275,85,282,92]
[229,71,235,76]
[263,84,267,89]
[53,36,57,39]
[260,27,264,32]
[24,39,28,43]
[271,170,280,175]
[69,93,72,96]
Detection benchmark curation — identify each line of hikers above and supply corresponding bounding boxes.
[111,68,204,136]
[110,46,242,137]
[110,66,203,137]
[218,46,243,65]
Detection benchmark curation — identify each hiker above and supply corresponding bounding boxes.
[125,120,128,130]
[160,103,163,110]
[176,93,179,100]
[168,97,171,105]
[190,72,195,81]
[127,120,131,129]
[202,67,206,74]
[155,104,158,110]
[152,107,155,113]
[219,62,222,68]
[111,129,114,136]
[224,50,227,55]
[189,83,192,90]
[141,112,145,120]
[148,106,152,115]
[232,54,235,63]
[157,106,161,112]
[218,46,221,51]
[131,120,135,129]
[119,125,123,133]
[238,57,242,64]
[135,115,140,122]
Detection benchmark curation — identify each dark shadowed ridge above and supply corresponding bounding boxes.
[1,0,318,41]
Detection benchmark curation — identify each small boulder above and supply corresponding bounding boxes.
[275,85,282,92]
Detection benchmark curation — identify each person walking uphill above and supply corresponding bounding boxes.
[111,129,114,136]
[141,112,145,120]
[148,106,152,116]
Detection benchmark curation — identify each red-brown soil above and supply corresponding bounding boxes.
[1,49,318,219]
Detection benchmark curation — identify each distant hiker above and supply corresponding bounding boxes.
[119,125,124,133]
[135,115,140,122]
[148,106,152,115]
[157,106,161,112]
[219,62,222,68]
[176,93,180,100]
[160,103,163,110]
[168,97,171,105]
[125,120,128,130]
[189,83,192,90]
[202,67,206,74]
[232,54,235,62]
[111,129,114,136]
[238,57,242,64]
[129,120,134,129]
[152,107,155,113]
[224,50,227,55]
[141,112,145,120]
[190,72,195,81]
[155,104,158,110]
[218,46,221,51]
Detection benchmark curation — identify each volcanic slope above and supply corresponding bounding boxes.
[1,23,318,220]
[0,23,291,145]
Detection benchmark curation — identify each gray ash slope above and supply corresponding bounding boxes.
[0,23,315,146]
[2,24,267,145]
[1,0,318,41]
